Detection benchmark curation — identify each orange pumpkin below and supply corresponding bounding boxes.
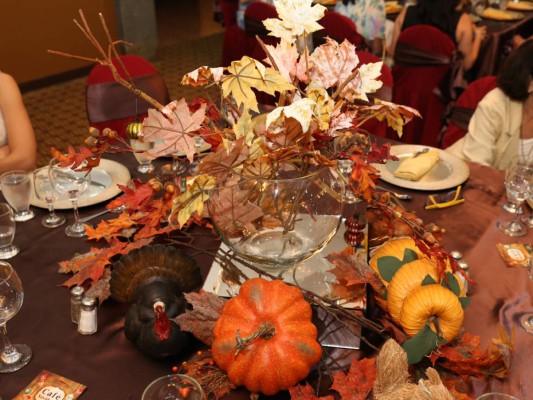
[211,278,322,395]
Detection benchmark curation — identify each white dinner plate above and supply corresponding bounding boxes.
[372,144,470,191]
[30,159,131,210]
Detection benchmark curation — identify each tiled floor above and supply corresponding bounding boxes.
[24,0,224,167]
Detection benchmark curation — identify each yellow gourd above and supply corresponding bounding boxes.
[369,237,423,287]
[387,258,438,324]
[399,284,464,342]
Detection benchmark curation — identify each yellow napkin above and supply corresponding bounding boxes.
[394,149,440,181]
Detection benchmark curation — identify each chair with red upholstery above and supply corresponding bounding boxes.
[388,25,458,147]
[440,75,497,149]
[356,50,393,137]
[244,1,279,62]
[221,0,254,66]
[86,55,170,138]
[313,10,364,49]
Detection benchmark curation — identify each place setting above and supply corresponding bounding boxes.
[372,144,470,191]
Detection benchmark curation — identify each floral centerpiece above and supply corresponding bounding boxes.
[49,2,512,399]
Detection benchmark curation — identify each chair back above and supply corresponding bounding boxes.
[356,51,393,137]
[244,1,279,61]
[389,25,457,146]
[86,55,170,138]
[440,75,497,149]
[313,10,364,48]
[220,0,239,27]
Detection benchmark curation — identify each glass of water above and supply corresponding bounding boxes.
[0,203,19,259]
[130,138,155,174]
[0,171,35,222]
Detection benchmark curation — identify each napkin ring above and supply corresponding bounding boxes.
[424,185,465,210]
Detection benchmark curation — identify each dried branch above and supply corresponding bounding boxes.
[47,9,164,112]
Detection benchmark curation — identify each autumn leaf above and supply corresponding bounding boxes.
[173,290,227,345]
[430,331,513,380]
[350,155,379,202]
[361,99,421,137]
[85,212,138,241]
[289,383,334,400]
[267,98,316,133]
[330,357,377,400]
[222,56,294,113]
[365,142,397,164]
[142,98,206,162]
[264,0,326,43]
[108,180,155,211]
[169,174,216,228]
[182,66,224,86]
[309,39,359,91]
[84,269,112,304]
[264,41,299,82]
[50,145,101,171]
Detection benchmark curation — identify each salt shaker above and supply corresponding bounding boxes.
[70,286,84,324]
[78,296,97,335]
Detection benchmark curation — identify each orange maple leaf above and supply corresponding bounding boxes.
[85,212,138,241]
[331,357,377,400]
[350,155,379,202]
[108,180,155,211]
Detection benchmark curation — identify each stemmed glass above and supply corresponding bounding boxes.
[48,159,91,238]
[496,162,533,237]
[33,167,66,228]
[130,138,155,174]
[0,261,32,372]
[501,155,530,214]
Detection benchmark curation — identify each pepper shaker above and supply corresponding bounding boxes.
[70,286,84,324]
[78,296,97,335]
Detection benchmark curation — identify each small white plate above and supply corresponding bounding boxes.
[372,144,470,191]
[31,159,131,210]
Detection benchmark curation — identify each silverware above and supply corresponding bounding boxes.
[413,148,430,158]
[54,170,106,189]
[79,205,126,223]
[376,185,412,201]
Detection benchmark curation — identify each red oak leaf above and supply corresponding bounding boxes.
[331,357,377,400]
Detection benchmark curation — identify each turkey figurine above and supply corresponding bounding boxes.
[110,245,203,359]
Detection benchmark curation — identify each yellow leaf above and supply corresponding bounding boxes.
[169,174,216,228]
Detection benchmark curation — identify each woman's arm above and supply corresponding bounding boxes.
[387,7,407,59]
[455,13,486,71]
[0,72,37,173]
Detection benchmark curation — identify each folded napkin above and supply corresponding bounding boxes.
[394,149,440,181]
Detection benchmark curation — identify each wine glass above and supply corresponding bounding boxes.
[48,159,92,238]
[141,374,205,400]
[0,261,32,372]
[130,138,155,174]
[33,167,66,228]
[496,163,533,237]
[501,156,531,214]
[0,203,19,259]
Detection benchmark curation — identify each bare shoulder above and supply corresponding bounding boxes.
[0,72,22,104]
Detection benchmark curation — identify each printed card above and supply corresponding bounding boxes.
[12,370,86,400]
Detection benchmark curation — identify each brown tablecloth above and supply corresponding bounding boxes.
[1,155,532,399]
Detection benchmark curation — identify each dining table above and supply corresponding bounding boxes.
[1,145,532,399]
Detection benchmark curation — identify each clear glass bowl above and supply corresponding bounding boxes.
[141,374,204,400]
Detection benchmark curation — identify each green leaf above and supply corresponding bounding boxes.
[402,324,446,364]
[459,296,471,309]
[377,248,419,282]
[421,274,437,286]
[442,272,461,296]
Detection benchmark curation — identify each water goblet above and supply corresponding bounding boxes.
[33,167,66,228]
[130,138,155,174]
[48,159,92,238]
[141,374,205,400]
[0,204,19,259]
[496,163,533,236]
[0,171,35,222]
[0,260,32,372]
[501,155,531,214]
[337,159,358,204]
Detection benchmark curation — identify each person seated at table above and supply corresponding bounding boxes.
[388,0,487,71]
[334,0,386,54]
[0,71,37,173]
[446,39,533,170]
